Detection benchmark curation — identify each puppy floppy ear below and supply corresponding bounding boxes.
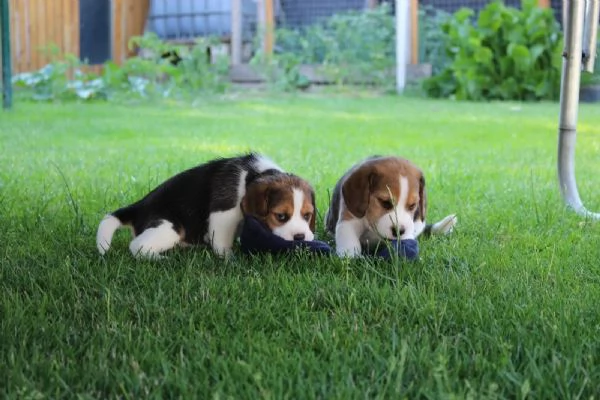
[309,189,316,233]
[342,164,374,218]
[242,182,270,218]
[415,173,427,223]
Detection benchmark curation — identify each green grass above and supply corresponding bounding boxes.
[1,94,600,398]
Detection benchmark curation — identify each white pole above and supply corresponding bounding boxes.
[395,0,410,93]
[582,0,599,73]
[557,0,600,219]
[231,0,242,65]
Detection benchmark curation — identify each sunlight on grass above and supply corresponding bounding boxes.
[172,141,250,155]
[240,101,382,121]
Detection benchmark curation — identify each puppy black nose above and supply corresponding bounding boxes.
[391,226,405,237]
[293,233,305,241]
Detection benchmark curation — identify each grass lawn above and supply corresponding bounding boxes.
[1,94,600,398]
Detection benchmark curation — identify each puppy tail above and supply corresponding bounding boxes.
[97,204,138,255]
[422,214,457,236]
[96,214,124,255]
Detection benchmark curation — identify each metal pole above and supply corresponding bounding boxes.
[582,0,599,72]
[557,0,600,219]
[231,0,242,65]
[1,0,13,109]
[395,0,409,93]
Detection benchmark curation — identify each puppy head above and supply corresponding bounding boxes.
[342,156,426,240]
[242,173,316,241]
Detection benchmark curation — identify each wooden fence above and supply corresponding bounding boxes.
[112,0,149,64]
[9,0,148,74]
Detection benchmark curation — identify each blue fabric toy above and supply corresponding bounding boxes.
[372,239,419,261]
[240,216,332,255]
[240,216,419,260]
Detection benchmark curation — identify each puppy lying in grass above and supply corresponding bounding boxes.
[96,153,316,259]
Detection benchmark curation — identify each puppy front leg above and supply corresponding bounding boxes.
[335,219,364,257]
[414,219,426,238]
[208,208,243,258]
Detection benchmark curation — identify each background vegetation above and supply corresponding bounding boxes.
[12,1,598,102]
[422,0,563,101]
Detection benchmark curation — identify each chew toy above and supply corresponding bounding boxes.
[240,216,332,255]
[373,239,419,261]
[240,216,419,260]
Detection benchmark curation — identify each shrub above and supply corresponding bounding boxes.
[12,33,229,102]
[12,45,105,101]
[122,33,230,97]
[418,5,452,76]
[252,5,395,90]
[422,0,563,101]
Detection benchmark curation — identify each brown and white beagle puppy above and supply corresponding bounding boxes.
[325,156,457,257]
[241,172,316,241]
[96,153,316,259]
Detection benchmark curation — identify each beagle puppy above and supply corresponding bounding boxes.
[96,153,316,258]
[325,156,457,257]
[242,172,316,240]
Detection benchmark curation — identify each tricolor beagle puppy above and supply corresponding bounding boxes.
[325,156,457,257]
[96,153,316,258]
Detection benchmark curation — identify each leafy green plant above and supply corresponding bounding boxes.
[175,38,230,93]
[418,5,452,75]
[250,28,311,91]
[13,34,230,102]
[319,4,395,86]
[423,0,563,101]
[252,5,395,90]
[12,45,105,101]
[124,33,230,97]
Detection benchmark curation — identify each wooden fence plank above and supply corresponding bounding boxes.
[8,0,18,73]
[53,0,62,56]
[17,0,26,72]
[410,0,418,64]
[112,0,149,63]
[9,0,149,72]
[62,0,71,59]
[38,0,47,65]
[71,0,79,58]
[127,0,135,57]
[25,0,34,72]
[113,0,123,63]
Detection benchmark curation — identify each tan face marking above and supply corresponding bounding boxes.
[341,157,426,239]
[242,173,316,240]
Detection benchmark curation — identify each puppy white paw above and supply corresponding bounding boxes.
[431,214,457,235]
[336,246,362,258]
[213,246,234,259]
[131,247,166,260]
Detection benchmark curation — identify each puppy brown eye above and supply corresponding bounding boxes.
[303,213,312,221]
[379,199,394,210]
[408,203,417,211]
[275,213,289,222]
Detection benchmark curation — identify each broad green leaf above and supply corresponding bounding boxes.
[454,7,474,23]
[530,44,546,63]
[474,47,493,65]
[508,43,532,70]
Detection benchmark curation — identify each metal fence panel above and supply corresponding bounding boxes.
[278,0,367,28]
